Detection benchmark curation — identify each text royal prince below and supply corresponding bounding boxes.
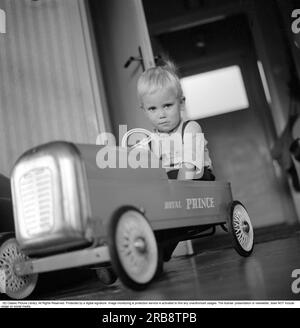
[164,197,215,210]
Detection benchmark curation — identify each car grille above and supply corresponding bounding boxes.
[19,168,54,236]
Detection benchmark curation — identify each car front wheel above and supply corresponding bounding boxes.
[228,201,254,257]
[108,207,160,290]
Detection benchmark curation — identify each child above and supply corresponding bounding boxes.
[137,61,215,181]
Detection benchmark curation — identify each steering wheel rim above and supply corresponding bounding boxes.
[121,128,154,149]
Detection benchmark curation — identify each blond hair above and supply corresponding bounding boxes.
[137,61,183,107]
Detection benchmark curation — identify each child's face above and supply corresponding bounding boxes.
[141,86,184,132]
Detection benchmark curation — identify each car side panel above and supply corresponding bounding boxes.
[77,144,232,238]
[86,174,232,238]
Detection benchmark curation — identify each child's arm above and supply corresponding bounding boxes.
[177,121,205,180]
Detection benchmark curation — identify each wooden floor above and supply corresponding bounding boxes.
[26,230,300,301]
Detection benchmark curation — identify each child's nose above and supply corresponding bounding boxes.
[158,108,167,118]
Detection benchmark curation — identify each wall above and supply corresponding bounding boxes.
[89,0,155,135]
[0,0,108,176]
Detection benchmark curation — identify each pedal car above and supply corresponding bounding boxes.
[0,141,254,299]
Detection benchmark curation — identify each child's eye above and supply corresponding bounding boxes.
[147,107,156,112]
[164,103,173,109]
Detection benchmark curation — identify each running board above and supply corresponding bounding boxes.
[14,245,110,276]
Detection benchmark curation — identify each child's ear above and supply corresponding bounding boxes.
[180,96,186,109]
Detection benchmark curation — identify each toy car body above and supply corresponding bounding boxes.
[0,141,254,299]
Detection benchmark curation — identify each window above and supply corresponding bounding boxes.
[181,65,249,119]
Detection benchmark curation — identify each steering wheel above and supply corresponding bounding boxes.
[121,128,154,149]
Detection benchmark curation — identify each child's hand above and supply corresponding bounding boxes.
[177,163,196,180]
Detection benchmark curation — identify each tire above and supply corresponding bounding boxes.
[108,207,160,290]
[0,238,38,299]
[290,138,300,161]
[228,201,254,257]
[0,232,14,244]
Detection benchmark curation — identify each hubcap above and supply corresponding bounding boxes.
[115,210,158,284]
[242,221,250,234]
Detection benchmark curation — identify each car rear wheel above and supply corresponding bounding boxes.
[108,208,160,290]
[229,201,254,257]
[0,238,38,299]
[95,266,118,285]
